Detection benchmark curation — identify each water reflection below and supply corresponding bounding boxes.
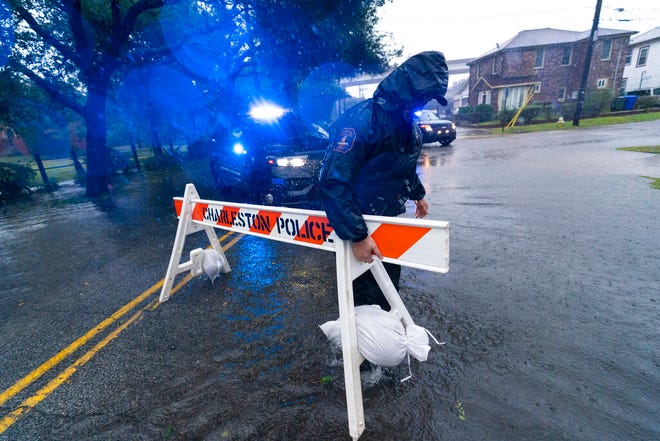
[418,147,454,168]
[219,237,293,376]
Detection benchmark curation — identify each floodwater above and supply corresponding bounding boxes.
[0,121,659,440]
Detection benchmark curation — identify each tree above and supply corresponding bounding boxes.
[5,0,173,196]
[0,68,73,187]
[3,0,394,196]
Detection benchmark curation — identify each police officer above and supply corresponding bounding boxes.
[318,51,449,310]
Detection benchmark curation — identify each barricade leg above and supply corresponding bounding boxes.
[369,260,414,327]
[159,184,230,302]
[335,240,365,440]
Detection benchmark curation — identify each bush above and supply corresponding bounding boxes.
[454,106,480,125]
[583,89,615,117]
[520,104,543,124]
[636,96,660,109]
[560,102,577,121]
[497,109,517,126]
[0,162,36,201]
[475,104,494,122]
[455,104,495,124]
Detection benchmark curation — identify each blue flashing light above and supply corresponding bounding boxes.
[248,103,286,122]
[232,142,247,155]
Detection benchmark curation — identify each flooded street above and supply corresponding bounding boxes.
[1,121,659,440]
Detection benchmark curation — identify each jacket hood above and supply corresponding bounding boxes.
[373,51,449,113]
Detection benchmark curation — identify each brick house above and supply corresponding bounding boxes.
[467,28,636,112]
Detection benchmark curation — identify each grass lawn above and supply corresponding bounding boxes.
[486,110,660,135]
[616,145,660,190]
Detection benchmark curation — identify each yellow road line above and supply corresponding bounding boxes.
[0,281,163,408]
[0,300,154,432]
[0,231,240,433]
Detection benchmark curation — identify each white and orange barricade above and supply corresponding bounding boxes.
[160,183,449,440]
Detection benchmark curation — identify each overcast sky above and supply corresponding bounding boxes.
[377,0,660,62]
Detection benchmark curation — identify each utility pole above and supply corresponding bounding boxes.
[573,0,603,126]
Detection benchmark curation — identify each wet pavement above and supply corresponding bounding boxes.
[0,120,659,440]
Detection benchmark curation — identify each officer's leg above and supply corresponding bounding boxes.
[352,263,401,311]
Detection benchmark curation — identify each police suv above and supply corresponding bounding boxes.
[209,103,329,207]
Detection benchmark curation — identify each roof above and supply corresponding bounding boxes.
[471,27,637,62]
[630,26,660,45]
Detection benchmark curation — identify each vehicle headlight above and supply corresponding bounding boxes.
[275,156,306,167]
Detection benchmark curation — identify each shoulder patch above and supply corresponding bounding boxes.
[332,128,356,153]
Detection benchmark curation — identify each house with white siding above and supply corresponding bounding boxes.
[622,26,660,96]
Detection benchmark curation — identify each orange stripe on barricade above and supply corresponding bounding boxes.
[192,202,208,222]
[294,215,334,246]
[174,199,183,217]
[216,206,240,228]
[371,224,431,259]
[252,210,282,235]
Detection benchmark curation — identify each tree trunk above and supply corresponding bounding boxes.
[71,148,86,178]
[32,152,50,187]
[147,101,164,157]
[84,78,111,197]
[129,132,141,170]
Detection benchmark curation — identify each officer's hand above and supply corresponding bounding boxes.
[414,198,429,218]
[351,237,383,263]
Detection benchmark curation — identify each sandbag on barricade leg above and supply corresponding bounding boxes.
[159,183,231,302]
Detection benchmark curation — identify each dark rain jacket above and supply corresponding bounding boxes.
[318,51,449,242]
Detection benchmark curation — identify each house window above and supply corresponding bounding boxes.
[561,46,572,65]
[533,83,541,93]
[500,86,528,110]
[637,46,649,66]
[558,87,566,101]
[620,78,627,96]
[597,78,607,88]
[625,47,632,65]
[535,49,544,68]
[601,39,612,60]
[478,90,491,105]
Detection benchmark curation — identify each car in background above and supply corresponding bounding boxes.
[208,103,329,207]
[415,110,456,146]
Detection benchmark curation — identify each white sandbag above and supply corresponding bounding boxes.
[319,305,434,368]
[319,320,342,347]
[202,248,225,282]
[355,305,408,367]
[405,324,431,362]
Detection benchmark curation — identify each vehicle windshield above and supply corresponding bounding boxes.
[237,113,328,152]
[415,110,444,122]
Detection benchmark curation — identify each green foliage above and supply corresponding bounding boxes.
[636,96,660,109]
[520,104,543,124]
[560,102,577,120]
[497,109,517,126]
[475,103,494,121]
[0,69,76,156]
[456,105,494,124]
[0,162,35,201]
[583,88,615,117]
[6,0,392,194]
